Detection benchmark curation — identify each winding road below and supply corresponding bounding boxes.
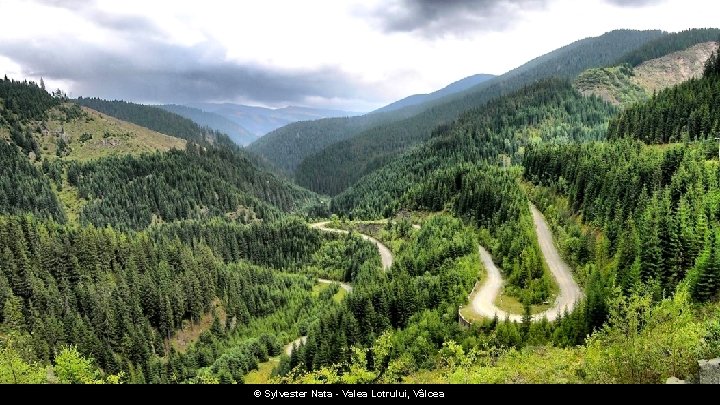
[287,207,578,356]
[317,278,353,293]
[470,204,582,322]
[283,222,396,356]
[310,222,393,271]
[284,336,308,356]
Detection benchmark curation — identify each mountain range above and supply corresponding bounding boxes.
[371,73,496,114]
[185,102,362,140]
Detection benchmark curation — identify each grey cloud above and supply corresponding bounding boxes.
[32,0,165,38]
[0,0,383,108]
[603,0,667,6]
[367,0,548,38]
[0,36,378,106]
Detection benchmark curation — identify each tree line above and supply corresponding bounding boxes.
[614,28,720,67]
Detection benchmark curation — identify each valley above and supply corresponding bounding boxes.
[2,24,720,386]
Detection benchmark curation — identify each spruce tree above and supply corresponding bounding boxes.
[693,228,720,301]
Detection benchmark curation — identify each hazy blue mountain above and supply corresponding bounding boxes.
[373,73,495,114]
[156,104,258,145]
[246,73,496,175]
[187,102,362,137]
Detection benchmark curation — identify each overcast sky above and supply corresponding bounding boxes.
[0,0,717,111]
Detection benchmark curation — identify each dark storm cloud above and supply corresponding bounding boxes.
[0,36,371,105]
[367,0,548,38]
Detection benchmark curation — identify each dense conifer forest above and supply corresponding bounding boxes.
[288,30,663,196]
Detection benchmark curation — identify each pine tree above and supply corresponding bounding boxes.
[639,201,663,282]
[585,267,609,332]
[2,294,26,333]
[521,301,532,340]
[693,228,720,302]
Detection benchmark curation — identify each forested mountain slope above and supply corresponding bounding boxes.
[294,29,665,196]
[250,30,661,182]
[1,78,320,227]
[0,78,66,220]
[67,145,317,230]
[607,46,720,143]
[331,79,616,218]
[246,75,498,176]
[614,28,720,67]
[0,77,365,384]
[246,107,413,177]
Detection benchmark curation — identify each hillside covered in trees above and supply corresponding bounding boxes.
[0,77,362,383]
[615,28,720,67]
[608,47,720,143]
[331,79,616,218]
[251,29,665,189]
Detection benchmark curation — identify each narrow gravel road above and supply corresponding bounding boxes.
[317,278,353,293]
[471,246,523,322]
[310,222,393,271]
[529,204,583,321]
[471,204,582,322]
[284,222,395,356]
[284,336,307,356]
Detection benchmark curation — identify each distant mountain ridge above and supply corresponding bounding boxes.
[155,104,258,146]
[247,73,497,176]
[373,73,495,114]
[292,29,667,196]
[186,102,362,138]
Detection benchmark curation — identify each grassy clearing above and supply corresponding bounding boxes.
[333,287,347,303]
[494,293,552,315]
[168,298,226,354]
[245,357,280,384]
[459,304,486,324]
[38,105,185,162]
[312,280,348,304]
[55,182,85,224]
[311,282,327,297]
